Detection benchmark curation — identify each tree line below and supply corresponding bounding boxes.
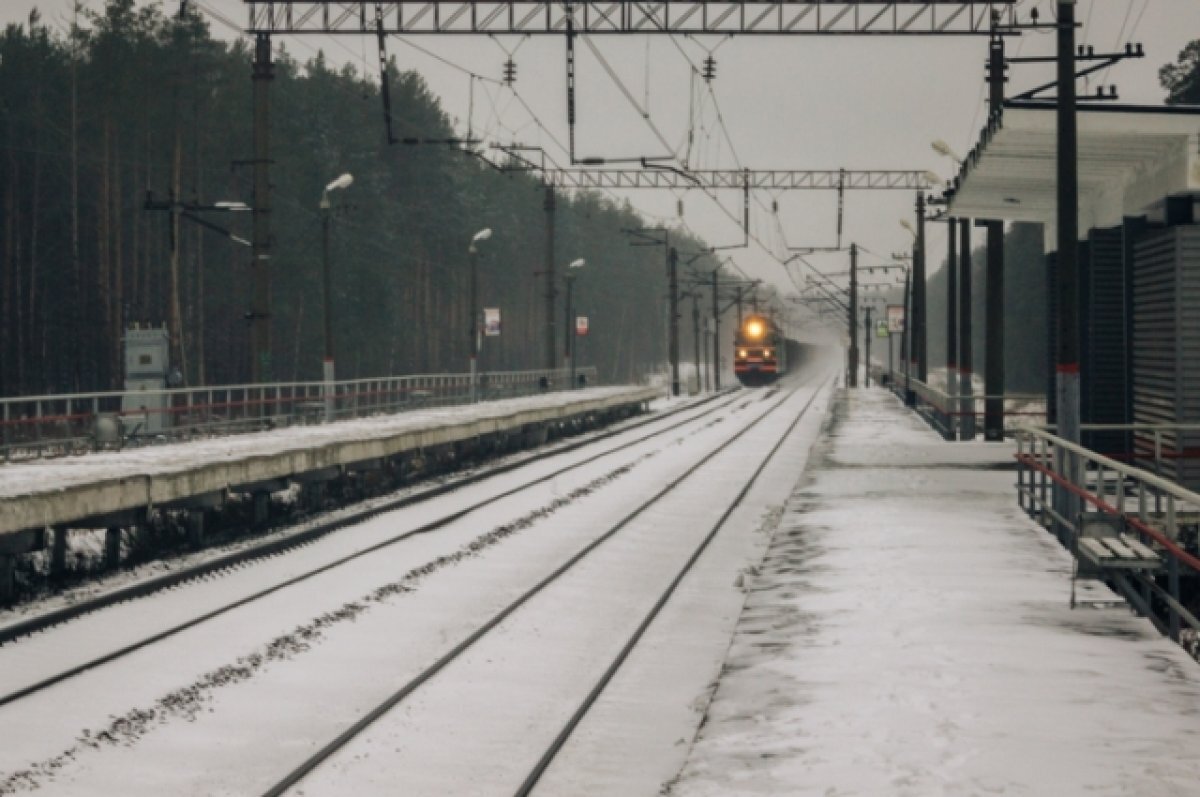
[0,1,721,397]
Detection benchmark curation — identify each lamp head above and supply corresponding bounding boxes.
[568,258,586,269]
[472,228,493,243]
[325,173,354,193]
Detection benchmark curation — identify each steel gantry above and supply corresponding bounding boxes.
[238,0,1016,380]
[246,2,1016,36]
[522,168,934,192]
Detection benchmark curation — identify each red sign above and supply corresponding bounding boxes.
[575,316,589,336]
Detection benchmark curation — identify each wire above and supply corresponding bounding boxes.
[579,35,678,159]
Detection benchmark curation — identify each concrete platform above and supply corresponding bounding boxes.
[0,386,659,541]
[671,388,1200,796]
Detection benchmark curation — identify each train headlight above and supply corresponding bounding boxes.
[764,349,772,358]
[738,349,748,358]
[745,319,764,339]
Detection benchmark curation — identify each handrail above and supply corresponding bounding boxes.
[0,367,600,461]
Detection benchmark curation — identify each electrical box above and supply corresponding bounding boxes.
[121,326,172,435]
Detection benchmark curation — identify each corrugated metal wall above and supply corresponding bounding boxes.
[1081,226,1131,458]
[1132,224,1200,489]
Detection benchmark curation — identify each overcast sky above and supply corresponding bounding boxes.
[3,1,1197,325]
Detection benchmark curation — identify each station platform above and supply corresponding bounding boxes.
[671,388,1200,796]
[0,386,659,600]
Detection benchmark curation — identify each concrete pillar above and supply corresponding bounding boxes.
[105,527,122,570]
[50,527,68,578]
[187,511,206,549]
[0,555,14,605]
[253,492,270,528]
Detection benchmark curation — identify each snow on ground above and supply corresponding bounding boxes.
[0,382,808,796]
[0,386,662,500]
[671,388,1200,797]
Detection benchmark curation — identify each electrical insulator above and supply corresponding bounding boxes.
[677,199,684,217]
[702,55,716,83]
[503,59,516,85]
[771,199,778,214]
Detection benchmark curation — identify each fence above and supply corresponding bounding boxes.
[0,367,598,461]
[871,365,1047,439]
[1015,424,1200,644]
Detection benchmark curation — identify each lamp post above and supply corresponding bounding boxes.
[320,172,353,422]
[468,227,493,402]
[563,258,585,388]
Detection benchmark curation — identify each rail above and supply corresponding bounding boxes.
[1014,425,1200,644]
[0,367,598,462]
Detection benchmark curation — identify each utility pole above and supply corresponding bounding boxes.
[543,185,557,375]
[690,291,702,393]
[915,192,928,388]
[711,270,721,391]
[1056,0,1082,541]
[250,33,273,383]
[983,30,1007,441]
[669,247,680,397]
[863,305,873,388]
[946,217,958,438]
[959,218,975,440]
[848,243,858,387]
[903,265,911,403]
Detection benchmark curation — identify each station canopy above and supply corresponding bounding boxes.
[944,102,1200,236]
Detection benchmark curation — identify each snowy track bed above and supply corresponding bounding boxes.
[0,371,836,796]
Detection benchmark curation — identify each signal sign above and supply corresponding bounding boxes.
[576,316,589,336]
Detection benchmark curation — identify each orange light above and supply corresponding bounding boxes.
[745,319,764,339]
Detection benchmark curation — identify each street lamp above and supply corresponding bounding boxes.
[468,227,493,402]
[320,172,353,422]
[564,258,585,389]
[931,139,964,165]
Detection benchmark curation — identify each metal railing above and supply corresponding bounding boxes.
[872,368,1047,439]
[0,367,599,461]
[1015,425,1200,644]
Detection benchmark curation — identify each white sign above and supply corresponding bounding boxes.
[887,304,906,334]
[484,308,501,337]
[575,316,589,336]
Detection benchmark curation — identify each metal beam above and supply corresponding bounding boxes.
[521,168,934,191]
[246,2,1017,36]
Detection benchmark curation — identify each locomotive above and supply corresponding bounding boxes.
[733,314,786,386]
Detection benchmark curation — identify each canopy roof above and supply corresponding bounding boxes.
[944,102,1200,237]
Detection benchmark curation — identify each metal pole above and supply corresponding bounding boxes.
[984,219,1005,440]
[544,185,557,375]
[692,293,702,393]
[469,245,479,402]
[946,217,958,437]
[904,266,914,405]
[251,33,273,383]
[320,197,335,421]
[984,31,1007,442]
[848,243,859,387]
[959,218,975,440]
[711,270,721,390]
[669,247,680,397]
[915,193,928,385]
[888,314,895,388]
[564,273,574,387]
[863,305,873,388]
[1056,0,1082,524]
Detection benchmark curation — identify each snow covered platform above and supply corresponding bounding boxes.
[0,385,659,547]
[671,388,1200,796]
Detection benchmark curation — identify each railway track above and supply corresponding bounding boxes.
[0,373,830,795]
[0,389,756,709]
[264,372,831,796]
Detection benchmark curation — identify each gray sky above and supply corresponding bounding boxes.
[4,0,1198,325]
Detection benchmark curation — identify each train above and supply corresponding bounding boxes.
[733,314,788,387]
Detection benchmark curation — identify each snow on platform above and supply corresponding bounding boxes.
[671,388,1200,797]
[0,386,660,537]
